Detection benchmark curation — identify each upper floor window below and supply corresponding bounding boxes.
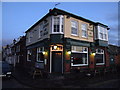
[54,17,60,32]
[16,45,20,52]
[81,24,88,38]
[98,26,108,41]
[52,15,64,34]
[28,32,32,42]
[71,20,78,36]
[43,20,49,36]
[39,23,43,38]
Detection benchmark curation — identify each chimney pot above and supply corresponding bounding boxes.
[49,9,52,12]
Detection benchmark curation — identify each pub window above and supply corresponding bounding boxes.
[37,47,44,62]
[27,50,32,61]
[95,49,104,65]
[71,46,88,66]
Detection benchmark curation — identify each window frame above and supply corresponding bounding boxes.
[71,20,78,36]
[28,32,32,43]
[81,23,88,38]
[39,23,43,38]
[95,49,105,65]
[71,46,88,66]
[36,47,44,62]
[27,50,32,61]
[98,26,108,41]
[52,15,64,34]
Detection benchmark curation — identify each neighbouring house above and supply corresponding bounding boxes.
[0,51,2,61]
[25,8,110,74]
[2,44,13,65]
[108,45,120,70]
[2,36,26,68]
[14,36,26,69]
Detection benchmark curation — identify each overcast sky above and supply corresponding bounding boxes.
[2,2,119,46]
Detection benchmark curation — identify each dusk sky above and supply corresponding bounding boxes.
[2,2,118,46]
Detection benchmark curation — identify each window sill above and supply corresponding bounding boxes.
[51,32,64,34]
[82,36,88,38]
[71,34,79,37]
[96,63,105,65]
[38,37,42,40]
[98,38,108,41]
[71,64,88,66]
[71,51,88,53]
[36,61,44,63]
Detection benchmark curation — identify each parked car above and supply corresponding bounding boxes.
[0,61,12,78]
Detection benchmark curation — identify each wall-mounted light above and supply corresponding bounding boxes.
[91,52,96,56]
[53,45,57,50]
[42,51,46,55]
[67,51,71,54]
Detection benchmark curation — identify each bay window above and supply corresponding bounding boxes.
[52,15,64,33]
[98,26,108,41]
[71,46,88,66]
[71,20,78,36]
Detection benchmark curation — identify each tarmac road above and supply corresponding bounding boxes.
[2,76,30,88]
[88,79,120,88]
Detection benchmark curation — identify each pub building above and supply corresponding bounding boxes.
[25,8,110,74]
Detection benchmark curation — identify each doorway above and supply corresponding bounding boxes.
[52,51,62,73]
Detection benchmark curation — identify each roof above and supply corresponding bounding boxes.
[108,44,119,54]
[25,8,109,33]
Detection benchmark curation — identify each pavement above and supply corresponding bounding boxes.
[12,67,120,89]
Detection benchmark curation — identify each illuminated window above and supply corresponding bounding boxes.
[71,46,88,66]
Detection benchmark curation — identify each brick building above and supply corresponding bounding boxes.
[25,8,110,74]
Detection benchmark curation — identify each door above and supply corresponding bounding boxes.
[52,51,62,73]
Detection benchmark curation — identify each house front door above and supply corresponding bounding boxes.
[52,51,62,73]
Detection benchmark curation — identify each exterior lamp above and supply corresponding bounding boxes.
[67,51,71,54]
[42,51,46,55]
[91,52,96,56]
[53,45,57,50]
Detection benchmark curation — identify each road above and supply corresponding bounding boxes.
[1,76,120,89]
[88,79,120,88]
[2,77,30,88]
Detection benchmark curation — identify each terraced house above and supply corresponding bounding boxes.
[25,8,110,74]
